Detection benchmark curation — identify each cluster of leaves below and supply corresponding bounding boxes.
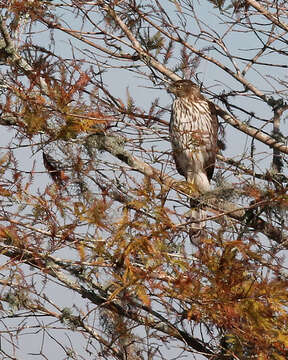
[0,0,288,359]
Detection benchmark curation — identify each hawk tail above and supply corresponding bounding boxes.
[189,199,206,245]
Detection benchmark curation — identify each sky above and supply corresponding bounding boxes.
[0,1,287,359]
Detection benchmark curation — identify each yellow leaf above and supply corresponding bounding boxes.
[77,242,86,262]
[137,286,151,307]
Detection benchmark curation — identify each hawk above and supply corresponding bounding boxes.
[168,80,218,239]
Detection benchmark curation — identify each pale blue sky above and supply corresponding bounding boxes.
[0,1,287,359]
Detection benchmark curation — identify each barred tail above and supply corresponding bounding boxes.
[188,199,206,245]
[187,172,210,244]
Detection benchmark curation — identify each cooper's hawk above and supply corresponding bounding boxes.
[168,80,218,240]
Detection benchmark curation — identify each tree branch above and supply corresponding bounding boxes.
[0,16,49,95]
[214,104,288,155]
[246,0,288,32]
[94,5,288,156]
[85,133,287,244]
[0,241,214,358]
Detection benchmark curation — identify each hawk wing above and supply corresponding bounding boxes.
[170,97,218,192]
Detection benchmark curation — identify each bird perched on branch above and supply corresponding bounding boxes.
[168,80,218,241]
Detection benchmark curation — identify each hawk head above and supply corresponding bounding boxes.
[168,80,201,98]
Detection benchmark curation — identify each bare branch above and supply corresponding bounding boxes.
[246,0,288,32]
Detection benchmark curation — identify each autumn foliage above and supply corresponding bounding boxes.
[0,1,287,359]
